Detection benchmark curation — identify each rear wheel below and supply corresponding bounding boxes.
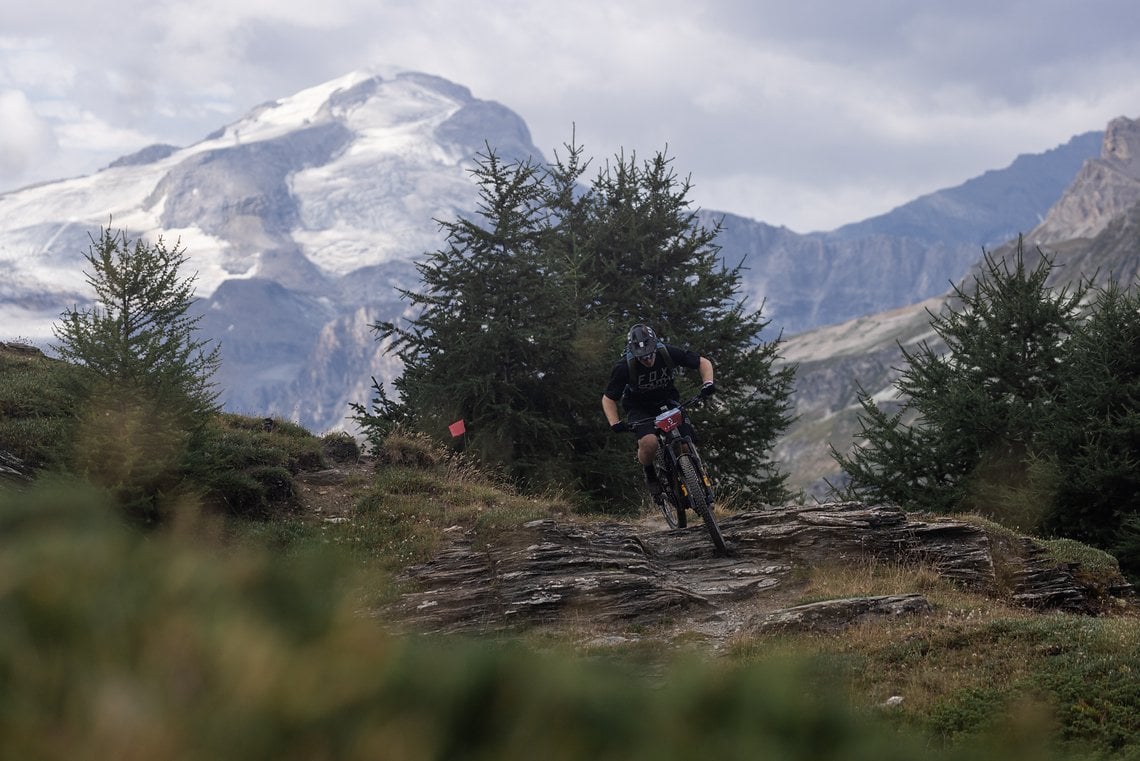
[657,487,683,529]
[679,455,725,554]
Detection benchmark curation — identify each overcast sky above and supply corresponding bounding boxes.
[2,0,1139,233]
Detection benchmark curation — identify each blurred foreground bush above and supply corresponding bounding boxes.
[0,481,1076,761]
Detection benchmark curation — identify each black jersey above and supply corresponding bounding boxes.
[603,344,701,410]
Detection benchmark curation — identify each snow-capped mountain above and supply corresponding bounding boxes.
[4,70,523,309]
[0,68,540,429]
[0,66,1109,438]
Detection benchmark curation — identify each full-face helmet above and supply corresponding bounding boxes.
[626,324,658,359]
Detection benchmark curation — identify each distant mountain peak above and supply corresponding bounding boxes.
[827,130,1103,248]
[1104,115,1140,172]
[1031,114,1140,243]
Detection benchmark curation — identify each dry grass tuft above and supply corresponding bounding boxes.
[796,556,951,604]
[372,427,447,468]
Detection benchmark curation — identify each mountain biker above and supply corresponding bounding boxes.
[601,323,716,501]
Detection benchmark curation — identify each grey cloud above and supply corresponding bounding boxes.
[0,89,57,180]
[697,0,1140,102]
[2,0,1139,231]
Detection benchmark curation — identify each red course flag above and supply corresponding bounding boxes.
[448,419,466,437]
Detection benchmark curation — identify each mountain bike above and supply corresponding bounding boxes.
[628,395,727,554]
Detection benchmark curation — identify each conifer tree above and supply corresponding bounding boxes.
[1041,281,1140,565]
[833,237,1087,518]
[52,225,220,523]
[371,138,795,508]
[376,149,575,487]
[574,150,794,504]
[53,225,220,420]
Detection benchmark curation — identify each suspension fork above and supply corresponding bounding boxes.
[658,433,684,487]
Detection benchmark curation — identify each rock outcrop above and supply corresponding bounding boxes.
[1032,116,1140,243]
[0,450,33,483]
[750,594,934,634]
[387,503,1132,639]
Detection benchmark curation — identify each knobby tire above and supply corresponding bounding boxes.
[658,488,683,529]
[678,455,726,554]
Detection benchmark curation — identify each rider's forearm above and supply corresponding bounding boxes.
[601,395,621,425]
[699,357,714,385]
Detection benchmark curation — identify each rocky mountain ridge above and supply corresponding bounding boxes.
[1032,116,1140,243]
[708,130,1101,335]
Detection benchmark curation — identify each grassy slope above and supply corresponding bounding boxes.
[3,342,1140,760]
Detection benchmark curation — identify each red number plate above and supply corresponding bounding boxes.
[655,409,683,433]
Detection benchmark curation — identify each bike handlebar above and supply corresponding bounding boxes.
[625,393,706,430]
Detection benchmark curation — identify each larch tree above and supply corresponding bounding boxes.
[52,224,220,523]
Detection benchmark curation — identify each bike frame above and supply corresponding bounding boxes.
[628,395,725,553]
[651,403,703,496]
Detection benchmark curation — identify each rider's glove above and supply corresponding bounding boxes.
[610,421,629,433]
[700,381,717,398]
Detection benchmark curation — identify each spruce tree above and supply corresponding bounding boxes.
[833,237,1087,519]
[376,149,575,487]
[1041,281,1140,566]
[371,139,795,508]
[577,150,794,504]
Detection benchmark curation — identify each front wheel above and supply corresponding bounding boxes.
[678,455,726,554]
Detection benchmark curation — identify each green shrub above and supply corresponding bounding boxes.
[1030,643,1140,757]
[202,468,270,516]
[182,414,332,518]
[0,343,79,469]
[248,464,295,503]
[321,431,360,464]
